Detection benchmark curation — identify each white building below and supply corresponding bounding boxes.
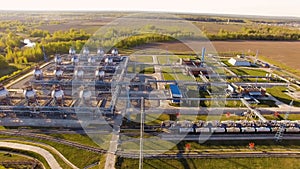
[228,58,251,67]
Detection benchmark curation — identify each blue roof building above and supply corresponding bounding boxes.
[169,84,182,103]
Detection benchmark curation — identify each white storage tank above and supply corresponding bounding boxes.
[51,85,64,101]
[0,84,9,101]
[88,56,96,64]
[71,55,79,64]
[111,48,118,56]
[69,47,76,55]
[79,89,92,101]
[83,47,89,56]
[33,66,43,80]
[23,86,36,101]
[54,55,62,65]
[95,69,105,80]
[74,69,84,79]
[97,48,104,56]
[54,67,63,79]
[105,57,113,65]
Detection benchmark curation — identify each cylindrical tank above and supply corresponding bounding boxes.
[0,84,9,100]
[54,55,62,65]
[97,48,104,56]
[51,85,64,101]
[105,57,113,64]
[69,47,76,55]
[111,48,118,56]
[74,69,84,79]
[54,67,63,79]
[88,56,96,64]
[95,69,105,79]
[79,89,92,101]
[23,86,36,101]
[33,66,43,80]
[83,47,89,56]
[71,55,79,64]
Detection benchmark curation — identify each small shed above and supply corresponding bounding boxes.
[228,58,251,67]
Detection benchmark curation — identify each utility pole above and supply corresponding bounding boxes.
[139,97,144,169]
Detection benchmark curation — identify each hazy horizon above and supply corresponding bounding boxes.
[0,0,299,18]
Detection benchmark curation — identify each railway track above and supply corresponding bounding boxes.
[117,151,300,159]
[0,130,107,154]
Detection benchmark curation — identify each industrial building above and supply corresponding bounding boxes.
[169,84,182,104]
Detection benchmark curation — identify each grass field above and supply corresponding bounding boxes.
[0,134,102,169]
[267,86,300,107]
[162,67,194,81]
[0,65,18,78]
[264,113,300,121]
[48,133,101,147]
[4,140,73,169]
[129,55,153,63]
[0,152,31,161]
[0,147,50,169]
[157,55,197,64]
[127,65,155,74]
[116,157,300,169]
[229,68,267,76]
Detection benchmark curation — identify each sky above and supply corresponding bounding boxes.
[1,0,300,17]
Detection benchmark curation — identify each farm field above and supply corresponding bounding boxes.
[135,41,300,73]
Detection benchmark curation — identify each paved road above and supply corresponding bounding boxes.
[18,140,79,169]
[0,141,62,169]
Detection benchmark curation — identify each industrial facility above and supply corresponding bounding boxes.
[0,45,299,158]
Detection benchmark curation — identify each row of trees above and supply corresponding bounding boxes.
[1,24,300,67]
[208,26,300,41]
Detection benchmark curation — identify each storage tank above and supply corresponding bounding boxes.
[54,55,62,65]
[97,48,104,56]
[88,56,96,64]
[0,84,9,102]
[23,86,37,104]
[74,69,84,79]
[111,48,118,56]
[105,57,113,65]
[95,69,105,80]
[33,66,43,80]
[69,47,76,55]
[79,89,92,101]
[71,55,79,65]
[51,85,64,105]
[54,67,63,79]
[83,47,89,56]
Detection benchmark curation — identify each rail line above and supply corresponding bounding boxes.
[0,130,107,154]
